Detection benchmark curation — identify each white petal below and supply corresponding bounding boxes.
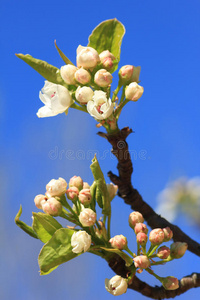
[36,105,58,118]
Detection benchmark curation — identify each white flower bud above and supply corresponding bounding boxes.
[99,50,116,70]
[109,235,127,250]
[157,246,171,259]
[83,182,90,189]
[42,197,62,216]
[170,242,188,259]
[94,69,113,87]
[78,189,92,205]
[66,186,79,202]
[69,176,83,190]
[60,64,78,85]
[87,90,114,120]
[105,275,128,296]
[34,194,47,209]
[162,276,179,290]
[79,208,96,227]
[71,230,91,253]
[46,177,67,197]
[76,45,100,69]
[107,183,118,200]
[74,68,91,84]
[129,211,144,229]
[149,228,165,245]
[134,255,150,269]
[75,86,94,104]
[119,65,134,82]
[125,82,144,101]
[37,81,73,118]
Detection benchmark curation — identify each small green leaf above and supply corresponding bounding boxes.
[32,212,62,243]
[88,19,125,72]
[100,247,133,267]
[16,53,65,84]
[90,155,111,215]
[54,40,74,66]
[38,228,79,275]
[15,205,38,239]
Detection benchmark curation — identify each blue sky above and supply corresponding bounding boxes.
[1,0,200,299]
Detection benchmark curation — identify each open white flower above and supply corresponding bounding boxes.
[71,230,91,253]
[37,81,73,118]
[87,90,114,120]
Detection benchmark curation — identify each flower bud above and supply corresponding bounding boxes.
[136,232,148,246]
[125,82,144,101]
[106,183,118,200]
[74,68,91,85]
[77,45,100,69]
[71,230,91,253]
[157,246,170,259]
[66,186,79,202]
[134,255,150,269]
[83,182,90,189]
[162,276,179,290]
[134,223,148,234]
[78,189,92,205]
[69,176,83,190]
[79,208,96,227]
[163,227,173,242]
[60,64,78,85]
[129,211,144,229]
[99,50,116,71]
[46,177,67,197]
[34,194,47,209]
[42,197,62,216]
[149,228,165,245]
[119,65,134,83]
[109,235,127,250]
[75,86,94,104]
[105,275,128,296]
[94,69,113,87]
[170,242,188,259]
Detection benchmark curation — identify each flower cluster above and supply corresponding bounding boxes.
[36,44,144,132]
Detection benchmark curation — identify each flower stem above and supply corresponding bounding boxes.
[114,99,129,119]
[112,84,122,102]
[70,102,88,113]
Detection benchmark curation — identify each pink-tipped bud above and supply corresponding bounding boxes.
[163,227,173,242]
[170,242,188,259]
[162,276,179,290]
[149,228,165,245]
[106,183,118,200]
[46,177,67,197]
[136,232,148,245]
[76,45,100,69]
[34,194,47,209]
[74,68,91,85]
[78,188,92,205]
[128,211,144,229]
[99,50,116,71]
[69,176,83,191]
[157,246,171,259]
[94,69,113,87]
[66,186,79,202]
[134,223,148,234]
[75,86,94,104]
[83,182,90,189]
[42,197,62,216]
[119,65,134,83]
[79,208,96,227]
[109,234,127,250]
[134,255,150,269]
[60,64,78,85]
[125,82,144,101]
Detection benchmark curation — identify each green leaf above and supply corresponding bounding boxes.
[38,228,78,275]
[54,40,74,66]
[15,205,38,239]
[88,18,125,72]
[16,53,65,84]
[32,212,62,243]
[100,247,133,267]
[90,155,111,215]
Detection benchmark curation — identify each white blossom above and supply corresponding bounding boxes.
[37,81,73,118]
[71,230,91,253]
[105,275,128,296]
[46,177,67,197]
[87,90,114,120]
